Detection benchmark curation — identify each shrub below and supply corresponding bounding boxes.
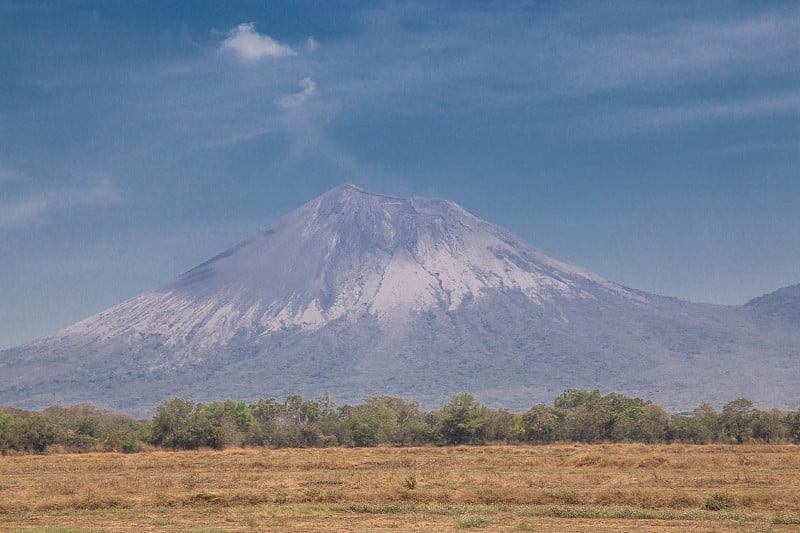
[704,491,735,511]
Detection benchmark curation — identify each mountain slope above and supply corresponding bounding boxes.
[745,284,800,324]
[1,185,798,414]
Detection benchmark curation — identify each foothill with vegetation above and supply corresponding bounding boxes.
[2,389,798,454]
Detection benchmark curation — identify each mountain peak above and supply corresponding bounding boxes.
[317,183,444,209]
[56,184,632,351]
[2,185,799,414]
[326,182,365,196]
[315,182,417,210]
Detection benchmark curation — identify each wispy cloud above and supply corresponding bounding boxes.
[545,8,800,95]
[220,22,295,62]
[569,90,800,139]
[0,196,50,226]
[275,77,317,109]
[64,177,124,205]
[629,91,800,130]
[314,4,799,112]
[306,37,318,53]
[0,175,124,228]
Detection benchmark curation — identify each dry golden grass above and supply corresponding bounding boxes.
[1,443,799,532]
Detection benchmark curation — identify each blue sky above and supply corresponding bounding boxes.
[1,0,798,349]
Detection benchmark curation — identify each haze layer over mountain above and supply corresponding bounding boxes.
[1,185,798,414]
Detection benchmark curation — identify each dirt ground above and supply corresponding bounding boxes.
[2,443,799,532]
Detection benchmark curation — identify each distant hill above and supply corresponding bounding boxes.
[1,184,798,415]
[746,283,800,324]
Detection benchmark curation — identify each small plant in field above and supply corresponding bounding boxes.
[403,473,418,489]
[704,491,735,511]
[244,516,257,529]
[773,512,800,525]
[572,454,603,467]
[737,454,755,466]
[458,515,489,528]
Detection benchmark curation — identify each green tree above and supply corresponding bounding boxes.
[150,397,196,450]
[190,402,226,449]
[248,395,329,447]
[692,403,722,441]
[554,389,595,410]
[201,399,256,447]
[482,408,515,442]
[8,412,57,453]
[283,395,321,425]
[611,403,670,443]
[0,409,10,454]
[522,404,559,443]
[314,392,343,444]
[557,389,610,442]
[720,398,756,444]
[670,413,712,444]
[40,403,144,452]
[752,408,788,443]
[226,399,255,433]
[407,418,436,444]
[348,411,388,446]
[786,409,800,444]
[347,399,397,446]
[437,393,488,445]
[248,397,283,446]
[373,396,426,445]
[345,396,427,446]
[104,417,145,453]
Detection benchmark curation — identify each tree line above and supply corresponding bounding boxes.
[2,389,800,454]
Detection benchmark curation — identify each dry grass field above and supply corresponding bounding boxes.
[1,443,799,532]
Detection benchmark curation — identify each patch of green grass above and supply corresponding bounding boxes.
[773,512,800,525]
[257,503,344,517]
[424,503,506,516]
[457,515,490,528]
[13,529,104,533]
[522,505,766,523]
[28,506,164,518]
[345,503,406,514]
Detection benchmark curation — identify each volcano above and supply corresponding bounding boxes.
[1,184,798,414]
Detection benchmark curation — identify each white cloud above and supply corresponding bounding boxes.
[556,9,800,95]
[275,77,317,109]
[613,90,800,133]
[64,176,124,205]
[559,90,800,141]
[220,22,295,62]
[0,196,49,226]
[0,175,124,228]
